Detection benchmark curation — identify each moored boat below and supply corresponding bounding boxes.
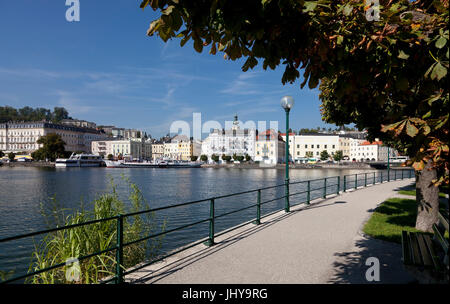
[55,153,104,167]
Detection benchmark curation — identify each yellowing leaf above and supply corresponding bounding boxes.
[406,121,419,137]
[411,23,421,31]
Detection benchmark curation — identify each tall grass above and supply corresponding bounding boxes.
[26,177,165,284]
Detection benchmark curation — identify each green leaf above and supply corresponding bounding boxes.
[303,1,318,13]
[430,62,447,80]
[435,36,447,49]
[342,4,353,16]
[398,50,409,60]
[337,35,344,45]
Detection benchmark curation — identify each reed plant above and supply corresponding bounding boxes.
[26,177,165,284]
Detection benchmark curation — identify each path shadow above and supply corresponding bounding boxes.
[328,237,417,284]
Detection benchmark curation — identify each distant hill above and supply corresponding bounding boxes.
[0,106,73,124]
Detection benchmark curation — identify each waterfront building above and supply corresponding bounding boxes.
[91,138,152,160]
[254,129,285,164]
[201,115,256,162]
[350,140,399,162]
[162,135,201,161]
[151,142,164,161]
[339,135,366,160]
[0,122,106,154]
[281,133,340,162]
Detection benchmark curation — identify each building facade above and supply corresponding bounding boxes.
[0,122,106,154]
[201,116,256,162]
[151,143,164,161]
[350,140,399,162]
[281,133,340,162]
[91,139,152,160]
[254,129,285,164]
[162,135,201,161]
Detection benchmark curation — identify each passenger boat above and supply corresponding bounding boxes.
[55,153,104,167]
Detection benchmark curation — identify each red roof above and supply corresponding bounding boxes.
[361,140,383,146]
[256,129,284,141]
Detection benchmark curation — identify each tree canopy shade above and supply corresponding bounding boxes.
[141,0,449,231]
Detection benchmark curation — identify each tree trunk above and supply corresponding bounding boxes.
[415,161,440,232]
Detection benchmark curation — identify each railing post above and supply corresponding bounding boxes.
[116,214,124,284]
[401,169,404,180]
[388,168,390,182]
[285,180,290,213]
[255,190,261,225]
[207,199,215,246]
[337,176,340,195]
[355,174,358,190]
[364,173,367,187]
[373,172,376,185]
[323,178,327,198]
[380,171,383,183]
[306,181,310,205]
[394,169,397,180]
[343,175,347,192]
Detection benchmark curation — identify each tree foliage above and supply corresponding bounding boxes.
[32,133,66,161]
[0,106,72,123]
[320,150,330,161]
[333,150,344,162]
[141,0,448,186]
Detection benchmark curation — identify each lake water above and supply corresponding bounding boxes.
[0,166,384,282]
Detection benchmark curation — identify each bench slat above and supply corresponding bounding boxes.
[438,212,449,232]
[402,231,412,265]
[422,234,442,272]
[433,224,449,254]
[409,232,423,266]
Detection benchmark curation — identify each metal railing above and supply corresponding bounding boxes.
[0,169,414,284]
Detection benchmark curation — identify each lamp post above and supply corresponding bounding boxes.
[281,95,294,213]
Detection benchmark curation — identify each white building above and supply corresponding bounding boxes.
[201,116,256,162]
[91,138,152,160]
[254,129,286,164]
[0,122,106,154]
[281,133,340,162]
[350,140,399,161]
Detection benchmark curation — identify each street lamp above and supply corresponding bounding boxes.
[281,95,294,213]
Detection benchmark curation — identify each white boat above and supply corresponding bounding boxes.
[55,153,104,167]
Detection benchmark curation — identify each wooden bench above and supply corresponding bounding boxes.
[401,212,449,283]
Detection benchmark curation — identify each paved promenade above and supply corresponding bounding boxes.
[127,179,416,284]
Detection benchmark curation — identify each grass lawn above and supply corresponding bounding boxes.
[398,189,447,198]
[363,197,448,244]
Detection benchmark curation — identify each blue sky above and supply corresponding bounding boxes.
[0,0,337,138]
